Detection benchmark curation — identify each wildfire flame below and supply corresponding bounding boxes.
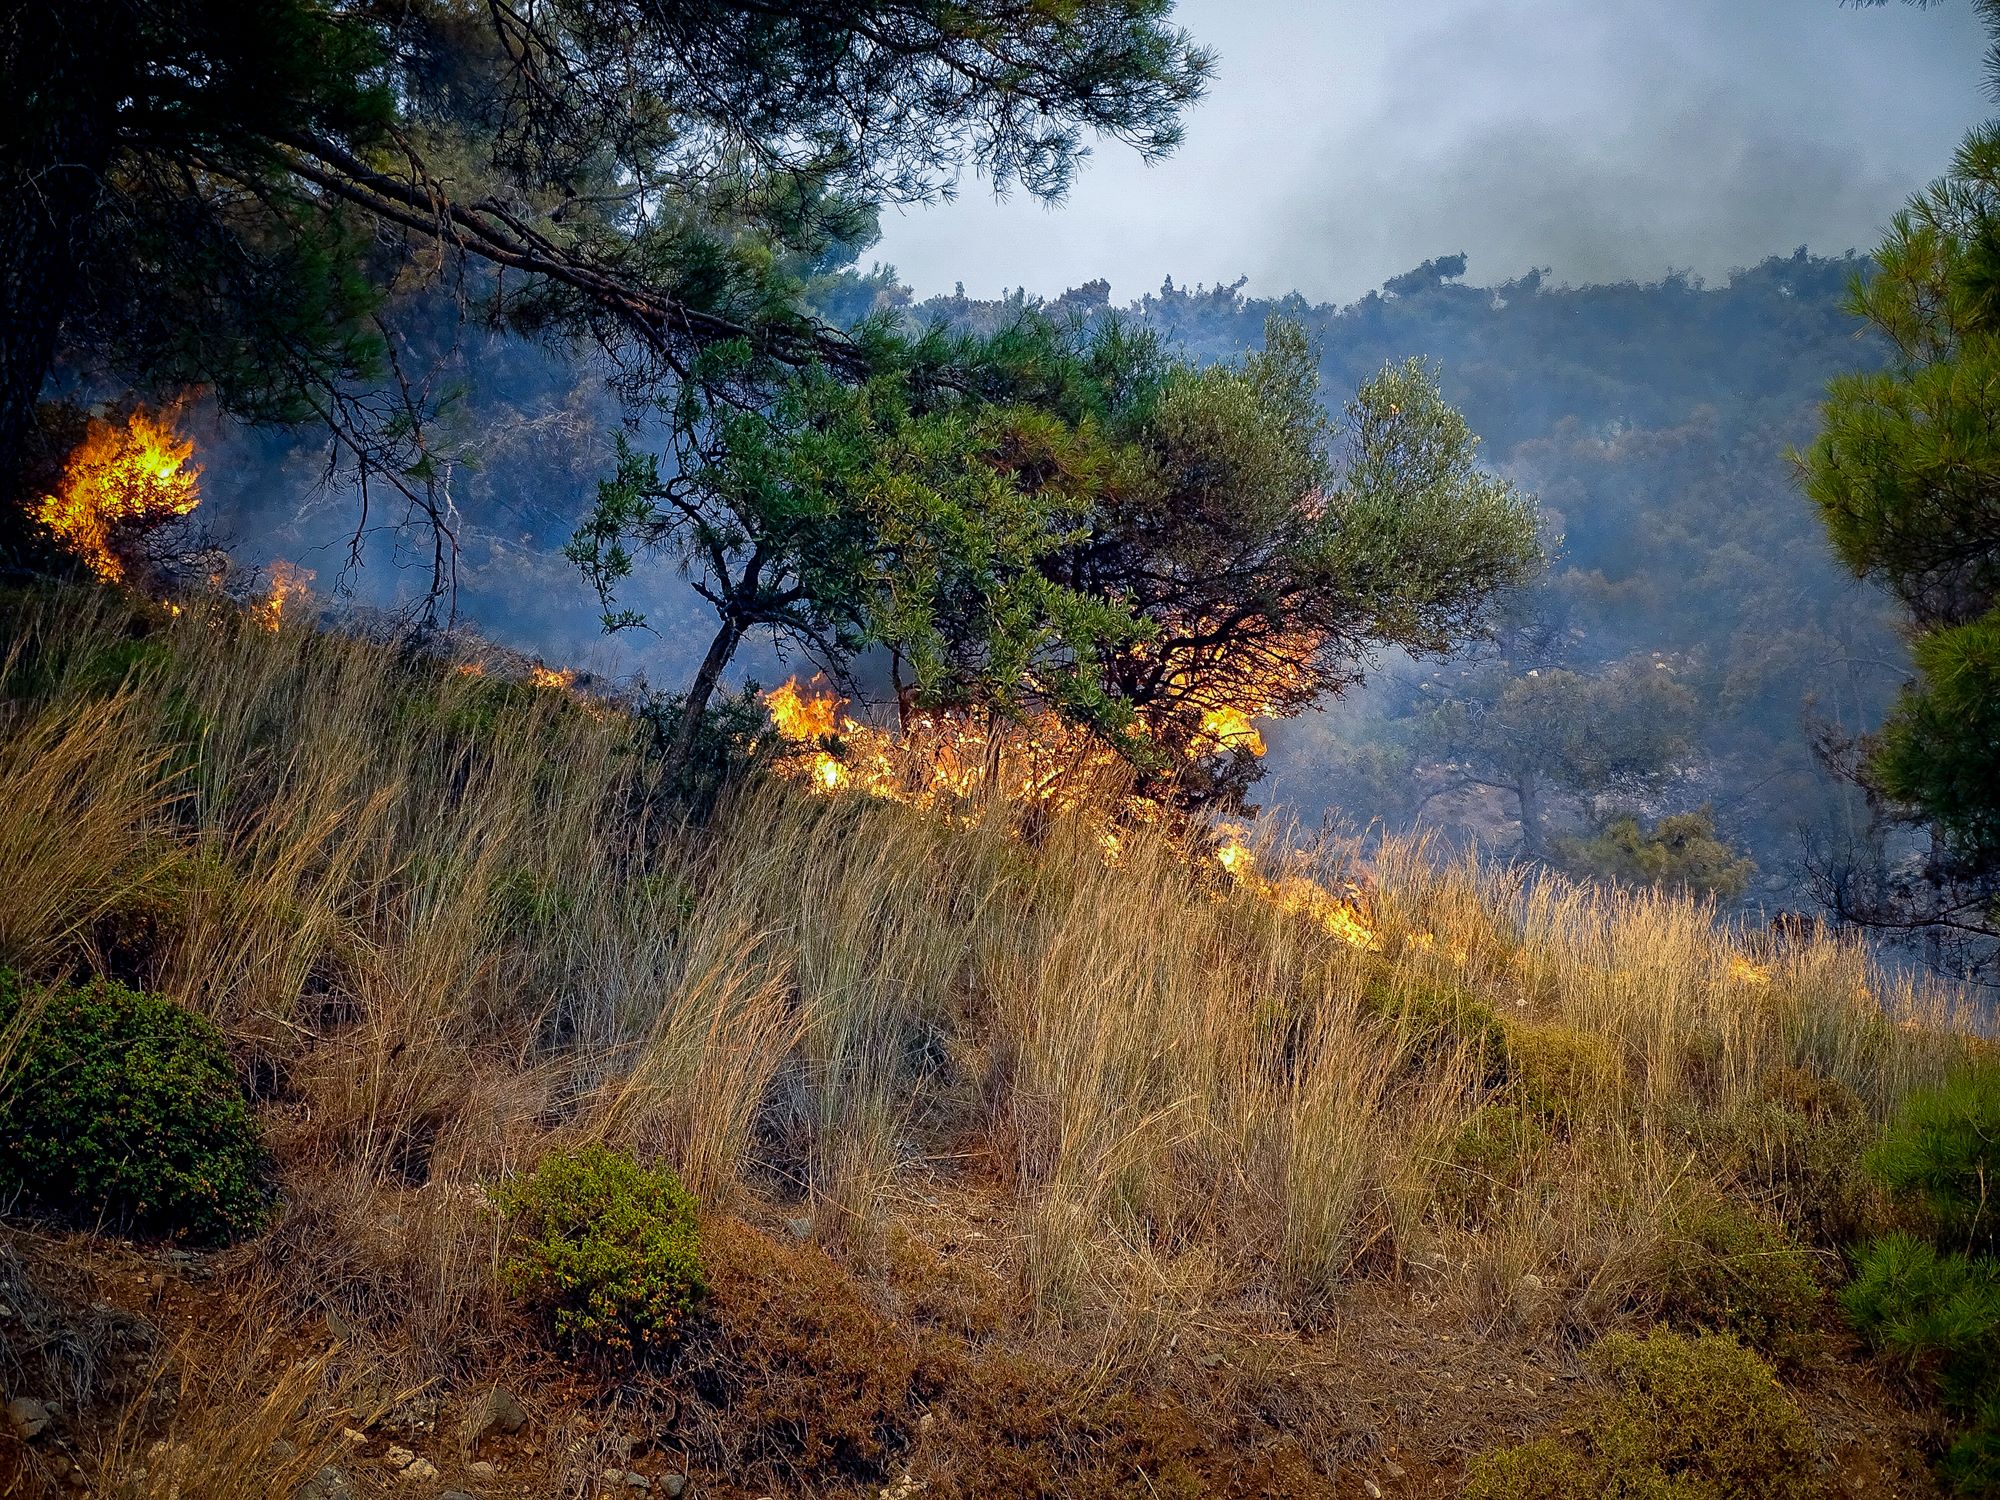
[1199,706,1267,758]
[765,678,841,741]
[528,665,577,691]
[247,561,313,632]
[1726,955,1772,986]
[1213,832,1383,951]
[33,407,201,582]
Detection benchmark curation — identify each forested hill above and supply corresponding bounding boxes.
[217,249,1904,908]
[890,251,1905,906]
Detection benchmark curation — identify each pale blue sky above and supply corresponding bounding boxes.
[871,0,1991,302]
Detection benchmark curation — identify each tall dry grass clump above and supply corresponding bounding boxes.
[0,582,1989,1414]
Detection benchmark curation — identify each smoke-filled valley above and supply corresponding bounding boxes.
[199,248,1907,918]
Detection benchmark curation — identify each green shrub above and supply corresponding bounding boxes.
[1438,1103,1546,1227]
[1868,1065,2000,1253]
[1462,1436,1598,1500]
[1500,1018,1624,1120]
[1589,1330,1818,1499]
[1843,1232,2000,1413]
[1662,1198,1823,1366]
[0,970,271,1242]
[1707,1067,1875,1249]
[1554,807,1755,899]
[1463,1331,1818,1499]
[493,1145,707,1367]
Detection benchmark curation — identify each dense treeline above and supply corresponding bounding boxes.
[883,252,1909,907]
[198,248,1908,909]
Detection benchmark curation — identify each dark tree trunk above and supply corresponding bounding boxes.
[663,616,743,776]
[0,4,120,550]
[1515,773,1547,856]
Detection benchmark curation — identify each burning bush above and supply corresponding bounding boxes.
[0,969,271,1242]
[31,407,201,583]
[493,1145,707,1368]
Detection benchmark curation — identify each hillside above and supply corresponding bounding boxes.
[1,583,1989,1499]
[201,252,1906,914]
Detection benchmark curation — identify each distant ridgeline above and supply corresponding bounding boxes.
[205,250,1900,910]
[886,252,1901,908]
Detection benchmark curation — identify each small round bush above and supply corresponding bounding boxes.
[0,970,270,1242]
[1590,1330,1819,1499]
[1465,1333,1818,1500]
[1663,1197,1823,1366]
[1462,1437,1598,1500]
[493,1145,706,1367]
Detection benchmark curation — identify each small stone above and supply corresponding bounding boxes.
[6,1396,52,1440]
[463,1385,528,1454]
[1519,1273,1544,1290]
[1383,1458,1406,1479]
[400,1456,438,1482]
[466,1461,498,1480]
[661,1476,688,1499]
[385,1447,418,1470]
[439,1492,481,1500]
[625,1475,653,1493]
[296,1467,357,1500]
[341,1427,369,1446]
[784,1216,813,1240]
[603,1471,626,1487]
[1362,1480,1383,1500]
[270,1438,300,1460]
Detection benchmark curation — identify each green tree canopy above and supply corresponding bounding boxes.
[1798,123,2000,946]
[1,0,1212,543]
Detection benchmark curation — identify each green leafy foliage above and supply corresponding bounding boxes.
[1845,1233,2000,1410]
[1797,122,2000,932]
[1556,808,1755,900]
[1462,1437,1599,1500]
[634,684,784,823]
[0,970,270,1242]
[494,1145,707,1368]
[1843,1062,2000,1494]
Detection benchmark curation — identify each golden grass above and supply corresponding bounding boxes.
[0,581,1987,1412]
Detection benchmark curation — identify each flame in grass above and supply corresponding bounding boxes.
[247,561,313,632]
[1727,955,1772,986]
[760,675,1148,813]
[528,665,577,691]
[33,407,201,581]
[1213,832,1383,951]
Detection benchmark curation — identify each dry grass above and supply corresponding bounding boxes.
[0,582,1987,1493]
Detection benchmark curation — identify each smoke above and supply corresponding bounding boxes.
[872,0,1988,303]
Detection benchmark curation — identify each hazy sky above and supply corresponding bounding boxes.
[871,0,1991,304]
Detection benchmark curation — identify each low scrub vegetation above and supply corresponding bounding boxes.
[1843,1063,2000,1494]
[0,585,1988,1494]
[0,968,269,1242]
[493,1145,706,1367]
[1466,1330,1820,1499]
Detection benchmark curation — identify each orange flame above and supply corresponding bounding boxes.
[1200,706,1267,758]
[1214,832,1382,951]
[33,407,201,582]
[528,665,577,691]
[247,561,313,632]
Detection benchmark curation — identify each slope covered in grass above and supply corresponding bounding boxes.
[0,585,1987,1498]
